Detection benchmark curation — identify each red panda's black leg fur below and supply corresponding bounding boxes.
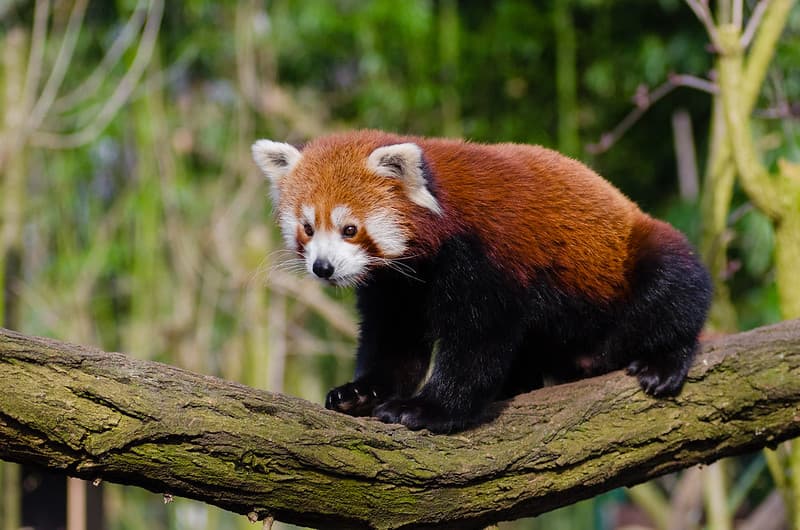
[325,268,433,417]
[366,228,710,432]
[327,229,710,433]
[373,235,529,433]
[605,223,712,396]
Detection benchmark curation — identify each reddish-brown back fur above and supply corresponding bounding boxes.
[282,130,656,302]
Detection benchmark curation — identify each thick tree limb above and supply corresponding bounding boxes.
[1,321,799,530]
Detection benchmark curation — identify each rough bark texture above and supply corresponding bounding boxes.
[1,321,799,530]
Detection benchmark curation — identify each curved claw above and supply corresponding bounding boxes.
[325,380,384,416]
[626,360,687,397]
[374,397,463,433]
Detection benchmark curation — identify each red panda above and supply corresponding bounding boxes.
[252,130,712,433]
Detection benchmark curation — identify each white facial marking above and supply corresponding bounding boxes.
[366,143,443,216]
[279,204,314,252]
[293,204,368,286]
[278,210,298,250]
[294,204,402,286]
[365,208,407,258]
[304,228,369,286]
[301,204,315,226]
[330,205,351,227]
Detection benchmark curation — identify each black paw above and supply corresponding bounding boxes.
[325,380,384,416]
[626,359,688,397]
[373,397,462,433]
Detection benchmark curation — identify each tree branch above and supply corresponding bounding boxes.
[1,321,800,530]
[685,0,722,49]
[585,74,717,155]
[741,0,770,49]
[717,26,786,220]
[742,0,795,110]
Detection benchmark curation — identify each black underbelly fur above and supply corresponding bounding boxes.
[325,233,712,433]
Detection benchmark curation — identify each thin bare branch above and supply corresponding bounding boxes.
[265,270,358,339]
[24,0,88,134]
[670,73,719,94]
[51,0,148,112]
[753,103,800,119]
[130,45,197,102]
[586,74,717,155]
[235,0,261,109]
[742,0,794,111]
[20,0,50,116]
[742,0,771,49]
[672,109,699,201]
[733,0,744,29]
[30,0,164,149]
[685,0,721,48]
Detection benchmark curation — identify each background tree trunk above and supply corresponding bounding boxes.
[1,321,799,530]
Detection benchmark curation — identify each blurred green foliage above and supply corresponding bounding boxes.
[1,1,799,529]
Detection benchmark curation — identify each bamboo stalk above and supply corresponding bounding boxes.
[698,94,738,331]
[438,0,461,138]
[627,482,670,530]
[703,462,732,530]
[67,478,87,530]
[0,463,21,530]
[553,0,580,157]
[123,60,169,361]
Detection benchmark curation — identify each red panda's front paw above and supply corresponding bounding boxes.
[373,397,460,433]
[325,381,383,416]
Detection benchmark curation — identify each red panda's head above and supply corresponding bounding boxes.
[252,133,442,286]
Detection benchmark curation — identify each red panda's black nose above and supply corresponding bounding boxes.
[312,259,335,279]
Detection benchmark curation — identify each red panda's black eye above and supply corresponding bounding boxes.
[303,223,314,237]
[342,225,357,238]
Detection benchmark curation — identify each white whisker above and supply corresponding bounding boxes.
[366,256,425,283]
[257,251,310,285]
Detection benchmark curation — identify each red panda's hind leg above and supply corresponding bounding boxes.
[625,342,699,396]
[612,221,712,396]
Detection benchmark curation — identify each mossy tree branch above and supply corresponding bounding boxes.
[1,321,800,530]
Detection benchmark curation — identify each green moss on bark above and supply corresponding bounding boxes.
[1,322,800,529]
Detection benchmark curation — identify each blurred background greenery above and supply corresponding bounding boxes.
[1,0,799,529]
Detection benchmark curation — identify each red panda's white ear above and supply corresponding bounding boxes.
[367,143,442,216]
[252,140,302,200]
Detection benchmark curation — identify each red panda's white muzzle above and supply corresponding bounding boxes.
[304,227,371,287]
